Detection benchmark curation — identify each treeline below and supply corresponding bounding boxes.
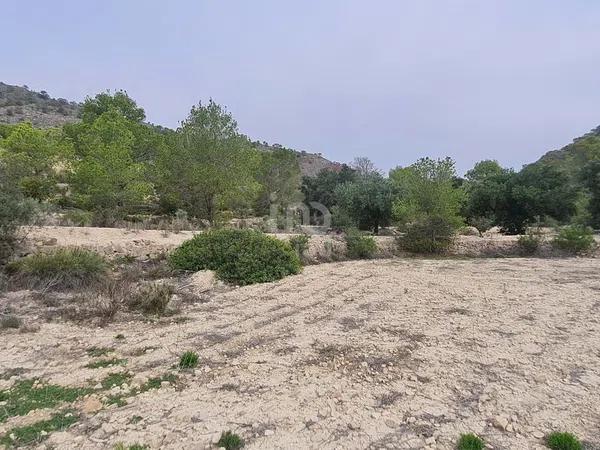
[0,91,302,228]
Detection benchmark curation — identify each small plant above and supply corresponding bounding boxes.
[169,229,301,285]
[6,248,108,290]
[398,216,456,254]
[85,358,127,369]
[128,283,173,315]
[100,372,132,390]
[216,431,245,450]
[546,432,582,450]
[0,314,22,329]
[115,334,125,340]
[114,443,148,450]
[87,346,113,357]
[552,225,596,254]
[179,351,199,369]
[288,234,310,260]
[457,433,485,450]
[62,209,93,227]
[517,227,544,255]
[345,228,377,259]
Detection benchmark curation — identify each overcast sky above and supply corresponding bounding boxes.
[3,0,599,174]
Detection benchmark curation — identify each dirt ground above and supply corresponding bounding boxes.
[2,254,600,449]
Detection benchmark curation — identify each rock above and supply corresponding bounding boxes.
[264,429,275,436]
[533,431,544,439]
[493,415,509,431]
[82,396,103,414]
[42,238,58,246]
[348,422,361,431]
[187,270,217,295]
[425,437,436,445]
[522,343,543,355]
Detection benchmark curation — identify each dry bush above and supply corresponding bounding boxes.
[127,282,174,316]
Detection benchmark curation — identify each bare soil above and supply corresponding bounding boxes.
[2,249,600,449]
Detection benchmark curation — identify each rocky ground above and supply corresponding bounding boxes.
[1,255,600,449]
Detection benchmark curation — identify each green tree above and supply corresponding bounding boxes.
[81,90,146,123]
[301,165,356,210]
[580,160,600,228]
[254,148,302,216]
[334,173,394,233]
[155,100,260,223]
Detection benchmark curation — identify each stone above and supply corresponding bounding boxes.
[493,415,509,431]
[82,396,103,414]
[264,429,275,436]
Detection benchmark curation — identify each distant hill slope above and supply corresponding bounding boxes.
[0,81,339,177]
[0,82,80,127]
[535,125,600,177]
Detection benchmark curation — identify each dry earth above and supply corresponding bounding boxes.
[2,256,600,449]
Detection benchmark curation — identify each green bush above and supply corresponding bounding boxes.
[517,227,544,255]
[288,234,310,260]
[345,229,377,259]
[0,178,36,264]
[6,248,108,290]
[456,433,484,450]
[62,209,94,227]
[217,431,244,450]
[179,351,199,369]
[552,225,596,254]
[0,314,22,329]
[546,432,582,450]
[398,216,456,254]
[169,229,301,285]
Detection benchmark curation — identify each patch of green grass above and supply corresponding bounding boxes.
[100,372,132,390]
[179,351,199,369]
[0,410,78,448]
[85,358,127,369]
[217,431,244,450]
[457,433,485,450]
[103,372,177,408]
[0,380,91,423]
[129,415,143,424]
[114,443,148,450]
[139,373,178,392]
[546,432,582,450]
[87,346,113,357]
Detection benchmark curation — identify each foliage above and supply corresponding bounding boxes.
[169,229,301,285]
[551,225,596,254]
[301,165,356,211]
[288,234,310,260]
[81,90,145,123]
[128,283,173,315]
[217,431,245,450]
[254,148,302,215]
[6,248,107,290]
[467,216,494,235]
[345,228,377,259]
[0,410,78,448]
[179,351,199,369]
[335,173,394,233]
[580,159,600,228]
[0,315,22,329]
[85,358,127,369]
[398,215,456,254]
[456,433,484,450]
[545,432,582,450]
[517,227,544,255]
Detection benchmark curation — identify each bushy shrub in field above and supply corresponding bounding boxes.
[456,433,484,450]
[398,216,455,254]
[552,225,596,254]
[546,432,582,450]
[345,228,377,259]
[169,229,300,285]
[517,227,544,255]
[128,283,173,315]
[6,248,107,290]
[288,234,310,260]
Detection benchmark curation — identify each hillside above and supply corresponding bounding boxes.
[535,125,600,176]
[0,81,339,177]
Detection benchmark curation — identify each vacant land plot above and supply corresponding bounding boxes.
[1,258,599,449]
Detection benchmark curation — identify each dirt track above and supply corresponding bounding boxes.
[2,257,600,449]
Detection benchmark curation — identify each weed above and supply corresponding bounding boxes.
[289,234,310,260]
[85,358,127,369]
[115,334,126,340]
[100,372,132,390]
[128,283,173,315]
[87,346,113,357]
[552,225,596,254]
[114,444,148,450]
[0,314,22,329]
[517,227,544,255]
[179,351,199,369]
[456,433,485,450]
[0,410,78,448]
[217,431,245,450]
[546,432,582,450]
[345,228,377,259]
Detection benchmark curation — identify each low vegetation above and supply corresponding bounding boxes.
[456,433,485,450]
[169,229,301,285]
[0,410,78,448]
[398,216,456,254]
[517,227,544,255]
[344,229,377,259]
[179,351,199,369]
[127,283,174,316]
[552,225,596,254]
[217,431,245,450]
[288,234,310,261]
[545,432,582,450]
[0,314,22,329]
[85,358,127,369]
[6,248,107,290]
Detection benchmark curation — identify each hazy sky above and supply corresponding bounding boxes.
[3,0,600,173]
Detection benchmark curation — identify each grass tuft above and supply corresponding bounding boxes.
[85,358,127,369]
[546,432,582,450]
[179,351,199,369]
[0,410,78,448]
[217,431,245,450]
[457,433,484,450]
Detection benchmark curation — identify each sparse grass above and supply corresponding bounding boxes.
[85,358,127,369]
[114,444,148,450]
[552,225,596,255]
[100,372,132,390]
[179,351,199,369]
[457,433,485,450]
[0,410,78,448]
[87,346,113,357]
[6,248,108,290]
[103,372,177,407]
[140,373,177,392]
[115,333,126,340]
[0,314,22,329]
[0,380,90,423]
[517,227,544,255]
[128,283,174,315]
[217,431,244,450]
[546,432,582,450]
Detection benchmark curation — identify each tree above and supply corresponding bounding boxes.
[351,156,381,177]
[462,160,510,227]
[580,160,600,228]
[301,165,356,210]
[254,148,302,216]
[154,100,260,223]
[334,173,394,233]
[81,90,146,123]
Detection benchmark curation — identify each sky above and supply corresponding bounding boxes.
[2,0,600,174]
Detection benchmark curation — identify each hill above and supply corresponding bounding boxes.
[0,81,339,177]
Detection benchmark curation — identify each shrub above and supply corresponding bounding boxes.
[217,431,244,450]
[6,248,108,290]
[546,432,582,450]
[0,181,36,264]
[0,314,22,329]
[517,227,544,256]
[169,229,301,285]
[128,283,173,316]
[467,216,494,236]
[288,234,310,260]
[345,228,377,259]
[398,216,456,254]
[457,433,484,450]
[62,209,94,227]
[552,225,596,254]
[179,351,199,369]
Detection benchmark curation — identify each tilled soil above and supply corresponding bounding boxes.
[1,258,600,449]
